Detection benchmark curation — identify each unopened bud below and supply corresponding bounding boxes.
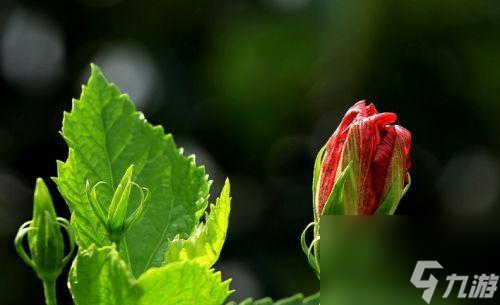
[314,101,412,216]
[14,178,75,282]
[87,164,149,245]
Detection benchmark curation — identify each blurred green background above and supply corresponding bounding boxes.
[321,216,500,305]
[0,0,499,304]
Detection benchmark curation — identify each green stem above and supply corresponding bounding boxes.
[314,221,321,279]
[43,280,57,305]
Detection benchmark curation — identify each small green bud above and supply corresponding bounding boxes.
[87,164,149,246]
[108,166,134,243]
[14,178,75,282]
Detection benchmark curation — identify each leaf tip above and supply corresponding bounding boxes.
[89,62,102,75]
[223,178,230,189]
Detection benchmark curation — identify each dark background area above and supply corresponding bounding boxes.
[1,0,499,304]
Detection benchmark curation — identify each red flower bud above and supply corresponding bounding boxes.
[314,101,411,215]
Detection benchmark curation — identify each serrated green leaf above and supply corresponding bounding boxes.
[226,292,319,305]
[69,245,137,305]
[55,64,210,276]
[69,245,231,305]
[137,259,232,305]
[164,179,231,267]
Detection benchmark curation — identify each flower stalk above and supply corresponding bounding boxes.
[43,280,57,305]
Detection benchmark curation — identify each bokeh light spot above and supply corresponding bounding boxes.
[1,8,65,93]
[90,43,159,109]
[439,150,499,214]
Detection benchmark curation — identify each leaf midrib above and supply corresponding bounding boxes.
[141,189,175,274]
[97,88,134,261]
[98,86,173,275]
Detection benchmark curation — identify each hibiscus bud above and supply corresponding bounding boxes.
[314,100,411,216]
[87,164,150,245]
[107,165,135,243]
[14,178,75,282]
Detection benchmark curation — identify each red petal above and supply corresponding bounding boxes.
[317,101,366,214]
[369,126,397,212]
[355,112,397,214]
[395,125,411,169]
[395,125,412,184]
[366,103,378,116]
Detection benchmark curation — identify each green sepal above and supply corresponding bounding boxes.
[374,173,407,215]
[14,221,36,269]
[86,181,108,228]
[322,162,351,215]
[125,184,150,230]
[300,222,320,278]
[402,173,411,197]
[312,145,326,220]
